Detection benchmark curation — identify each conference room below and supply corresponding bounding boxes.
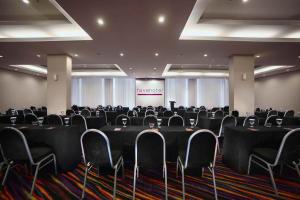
[1,0,300,199]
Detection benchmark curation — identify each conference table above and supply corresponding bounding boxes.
[0,124,84,172]
[222,125,300,174]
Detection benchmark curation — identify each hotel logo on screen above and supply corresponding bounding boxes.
[136,88,164,96]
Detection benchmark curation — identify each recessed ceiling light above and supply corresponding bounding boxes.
[0,55,3,58]
[255,55,261,58]
[120,52,124,57]
[74,54,79,57]
[22,0,30,4]
[158,15,165,24]
[242,0,249,3]
[36,54,41,58]
[155,52,159,56]
[129,67,133,70]
[298,56,300,59]
[153,67,157,70]
[97,18,105,26]
[204,54,208,57]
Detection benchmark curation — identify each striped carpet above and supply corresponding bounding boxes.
[0,156,300,200]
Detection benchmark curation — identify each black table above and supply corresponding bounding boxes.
[100,125,200,162]
[130,117,169,126]
[0,115,24,124]
[197,117,223,132]
[85,116,106,129]
[0,124,84,172]
[222,126,299,174]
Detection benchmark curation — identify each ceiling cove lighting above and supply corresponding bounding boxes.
[22,0,30,4]
[10,65,47,74]
[97,18,105,26]
[158,15,166,24]
[72,71,126,77]
[254,65,294,75]
[164,71,229,77]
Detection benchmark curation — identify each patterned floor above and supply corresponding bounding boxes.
[0,156,300,200]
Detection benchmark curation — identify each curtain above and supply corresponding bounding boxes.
[165,78,189,108]
[196,78,229,108]
[113,78,135,108]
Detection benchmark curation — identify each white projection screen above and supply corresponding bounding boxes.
[135,79,165,107]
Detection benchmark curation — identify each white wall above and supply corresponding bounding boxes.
[0,69,47,113]
[255,71,300,112]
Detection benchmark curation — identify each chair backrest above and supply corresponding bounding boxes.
[127,110,138,117]
[214,110,224,118]
[243,115,259,127]
[255,108,261,112]
[143,115,157,126]
[267,110,278,118]
[183,129,218,169]
[211,107,219,112]
[81,109,91,117]
[223,106,229,112]
[46,114,63,125]
[218,115,237,137]
[30,106,37,111]
[98,109,107,123]
[71,115,87,130]
[163,110,173,117]
[24,108,33,115]
[0,127,34,163]
[71,105,79,112]
[24,113,38,124]
[273,128,300,165]
[81,129,114,168]
[198,110,208,118]
[145,110,155,116]
[115,114,130,126]
[178,106,185,110]
[231,110,239,117]
[66,109,75,116]
[284,110,295,118]
[199,106,206,111]
[135,130,166,168]
[168,115,184,126]
[264,115,278,126]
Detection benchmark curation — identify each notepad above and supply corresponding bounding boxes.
[114,128,122,131]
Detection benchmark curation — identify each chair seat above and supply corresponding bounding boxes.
[252,148,278,163]
[30,146,53,162]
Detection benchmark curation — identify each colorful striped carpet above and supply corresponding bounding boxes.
[0,156,300,200]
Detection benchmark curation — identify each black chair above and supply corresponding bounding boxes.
[214,110,224,118]
[255,108,261,112]
[176,129,218,200]
[145,110,155,116]
[267,110,278,118]
[0,127,57,195]
[24,113,38,124]
[168,115,185,127]
[115,114,130,126]
[71,105,79,112]
[71,115,87,130]
[46,114,63,125]
[143,115,157,126]
[66,109,75,116]
[248,128,300,197]
[231,110,239,117]
[24,108,33,115]
[198,110,208,118]
[199,106,206,111]
[163,110,173,117]
[243,115,259,127]
[223,106,229,113]
[81,109,91,117]
[98,109,108,124]
[211,107,219,112]
[218,115,237,151]
[178,106,185,110]
[127,110,138,117]
[284,110,295,117]
[264,115,278,126]
[133,130,167,199]
[30,106,37,111]
[80,129,124,199]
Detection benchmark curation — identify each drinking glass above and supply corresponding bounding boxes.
[79,111,82,115]
[157,118,162,128]
[174,111,178,115]
[193,108,196,113]
[155,111,158,117]
[149,122,155,129]
[276,118,283,127]
[64,117,70,126]
[212,112,216,118]
[190,118,195,128]
[249,119,255,128]
[96,111,100,117]
[122,118,127,127]
[38,117,44,126]
[12,109,16,116]
[10,117,17,126]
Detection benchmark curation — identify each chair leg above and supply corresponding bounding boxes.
[176,158,179,178]
[247,156,252,175]
[293,161,300,177]
[121,158,125,179]
[267,165,278,197]
[164,164,168,200]
[1,161,12,187]
[279,163,284,176]
[133,165,137,200]
[181,167,185,200]
[113,168,118,200]
[30,164,40,195]
[81,166,89,199]
[211,167,218,200]
[53,155,57,175]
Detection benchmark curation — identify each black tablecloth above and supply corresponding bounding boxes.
[222,126,299,174]
[85,116,106,129]
[100,125,200,162]
[33,110,47,117]
[0,115,24,124]
[196,117,223,132]
[0,124,84,172]
[130,117,169,126]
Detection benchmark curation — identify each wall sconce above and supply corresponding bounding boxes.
[242,73,247,81]
[53,74,59,81]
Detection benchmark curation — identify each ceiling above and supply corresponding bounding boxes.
[0,0,300,78]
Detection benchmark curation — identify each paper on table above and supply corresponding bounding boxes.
[18,126,28,129]
[114,128,122,131]
[185,128,194,132]
[248,128,259,131]
[46,127,56,130]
